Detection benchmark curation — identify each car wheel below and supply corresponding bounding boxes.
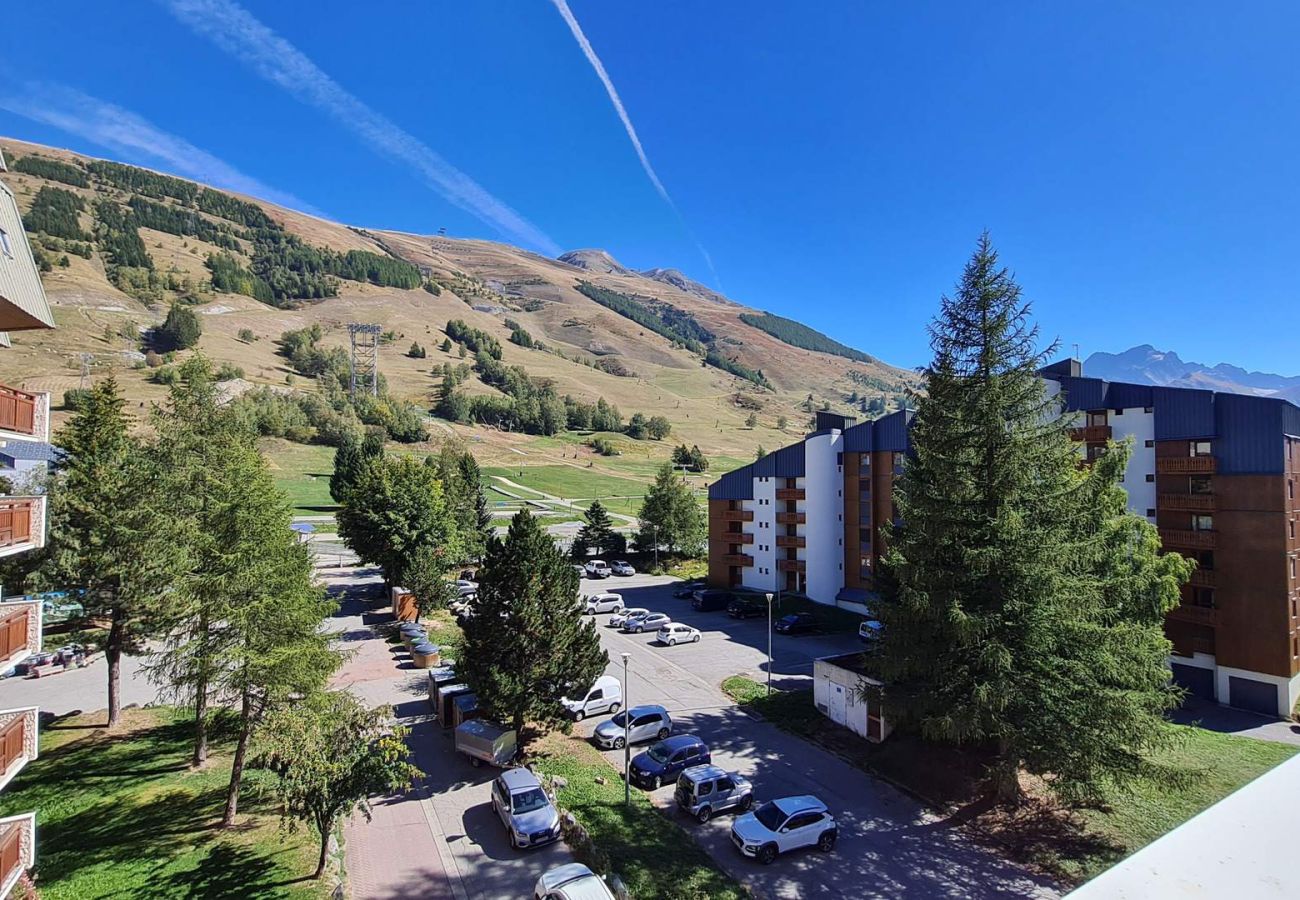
[740,794,754,811]
[573,710,585,722]
[759,844,778,865]
[818,830,837,852]
[696,806,712,824]
[668,638,676,646]
[613,737,626,750]
[693,633,701,643]
[608,702,621,714]
[657,727,670,740]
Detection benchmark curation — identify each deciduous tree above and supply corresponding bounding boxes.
[635,463,705,558]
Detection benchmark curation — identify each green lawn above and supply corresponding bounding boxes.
[532,733,745,900]
[482,465,650,503]
[0,707,329,899]
[260,440,339,514]
[719,675,1299,885]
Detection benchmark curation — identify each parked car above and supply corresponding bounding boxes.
[774,612,818,635]
[491,767,562,849]
[572,564,588,579]
[608,607,649,629]
[532,863,616,900]
[676,765,754,823]
[692,589,732,612]
[730,795,837,864]
[673,579,705,599]
[728,596,766,619]
[629,734,710,790]
[657,623,701,646]
[561,674,622,721]
[624,612,672,634]
[585,560,612,579]
[456,579,478,599]
[584,593,624,615]
[611,560,636,576]
[591,704,671,749]
[859,619,884,643]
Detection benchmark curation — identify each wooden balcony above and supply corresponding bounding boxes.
[720,509,754,523]
[734,532,754,545]
[775,488,805,501]
[0,601,38,670]
[1189,568,1217,588]
[775,511,806,525]
[1159,493,1215,511]
[1070,424,1112,442]
[1190,636,1217,656]
[775,535,806,548]
[0,385,47,442]
[722,554,753,567]
[0,497,44,558]
[776,559,806,573]
[0,708,37,793]
[0,813,35,900]
[1157,457,1216,475]
[1160,528,1217,549]
[1168,604,1217,627]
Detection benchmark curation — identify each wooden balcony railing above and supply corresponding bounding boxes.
[0,814,33,897]
[1168,604,1217,627]
[1157,457,1217,475]
[722,554,753,567]
[1160,528,1217,549]
[1159,493,1215,511]
[1070,425,1113,442]
[0,386,38,437]
[775,535,805,548]
[775,488,805,501]
[775,511,806,525]
[720,509,754,523]
[734,532,754,545]
[0,606,32,665]
[0,500,34,549]
[1189,568,1217,588]
[0,716,25,777]
[1190,636,1217,656]
[776,559,806,573]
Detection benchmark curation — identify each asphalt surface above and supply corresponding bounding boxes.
[575,572,1059,900]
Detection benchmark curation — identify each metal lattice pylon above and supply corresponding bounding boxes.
[348,323,382,398]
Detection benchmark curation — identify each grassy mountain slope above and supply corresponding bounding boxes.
[0,136,915,480]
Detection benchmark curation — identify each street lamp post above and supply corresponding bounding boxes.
[651,524,659,570]
[622,651,631,807]
[765,592,774,697]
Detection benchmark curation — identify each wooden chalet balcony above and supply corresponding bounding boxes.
[775,511,806,525]
[1160,528,1217,549]
[1070,424,1112,442]
[0,601,38,670]
[1168,604,1217,627]
[720,509,754,523]
[0,497,44,557]
[722,554,753,567]
[775,535,806,548]
[1189,568,1217,588]
[732,532,754,545]
[775,488,805,501]
[777,559,806,573]
[1157,457,1217,475]
[0,812,34,900]
[0,708,36,793]
[1159,492,1215,511]
[1190,636,1217,656]
[0,385,47,442]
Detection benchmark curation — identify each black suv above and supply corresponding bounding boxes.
[727,596,766,619]
[692,589,732,612]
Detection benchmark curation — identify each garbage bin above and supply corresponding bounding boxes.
[411,642,441,669]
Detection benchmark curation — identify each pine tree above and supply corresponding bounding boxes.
[867,235,1192,804]
[574,500,622,558]
[37,378,186,727]
[441,337,453,353]
[460,510,607,755]
[330,430,384,503]
[635,463,705,557]
[745,412,758,429]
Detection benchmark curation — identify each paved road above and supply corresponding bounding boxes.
[575,573,1059,900]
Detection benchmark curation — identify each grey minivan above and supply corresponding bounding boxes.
[675,764,754,823]
[490,767,562,849]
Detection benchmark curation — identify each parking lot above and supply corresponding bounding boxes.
[575,572,1059,899]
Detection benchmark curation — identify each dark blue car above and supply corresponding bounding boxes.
[628,734,710,790]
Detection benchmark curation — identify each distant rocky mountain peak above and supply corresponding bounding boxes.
[556,249,632,276]
[1084,345,1300,403]
[639,267,730,305]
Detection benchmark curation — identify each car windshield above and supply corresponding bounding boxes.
[610,711,628,727]
[646,743,675,763]
[511,788,549,814]
[754,801,786,831]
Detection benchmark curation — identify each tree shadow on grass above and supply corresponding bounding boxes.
[141,840,318,900]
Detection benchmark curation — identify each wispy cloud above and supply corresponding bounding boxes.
[548,0,720,287]
[0,82,320,214]
[159,0,561,255]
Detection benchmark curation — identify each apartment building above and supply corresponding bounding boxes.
[709,362,1300,719]
[0,147,57,898]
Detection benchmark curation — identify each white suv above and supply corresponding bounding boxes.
[731,795,837,864]
[657,623,700,646]
[584,593,624,614]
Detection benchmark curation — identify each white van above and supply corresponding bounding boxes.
[562,674,623,722]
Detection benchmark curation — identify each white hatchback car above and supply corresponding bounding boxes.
[657,623,701,646]
[584,593,624,614]
[608,607,648,629]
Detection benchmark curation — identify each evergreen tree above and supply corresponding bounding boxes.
[37,378,185,727]
[745,412,758,429]
[460,511,607,754]
[867,235,1192,805]
[330,430,385,503]
[159,303,202,350]
[634,463,705,557]
[754,445,766,460]
[441,337,453,353]
[458,451,492,561]
[574,500,623,558]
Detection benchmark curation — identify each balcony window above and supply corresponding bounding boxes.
[1190,476,1212,495]
[1192,515,1213,532]
[1086,445,1106,461]
[1190,588,1215,609]
[1198,550,1215,571]
[1191,441,1213,457]
[1087,411,1108,427]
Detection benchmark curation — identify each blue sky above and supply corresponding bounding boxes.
[1,1,1297,373]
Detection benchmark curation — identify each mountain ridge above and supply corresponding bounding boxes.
[1084,344,1300,403]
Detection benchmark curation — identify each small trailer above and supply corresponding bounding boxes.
[436,683,472,726]
[454,719,517,768]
